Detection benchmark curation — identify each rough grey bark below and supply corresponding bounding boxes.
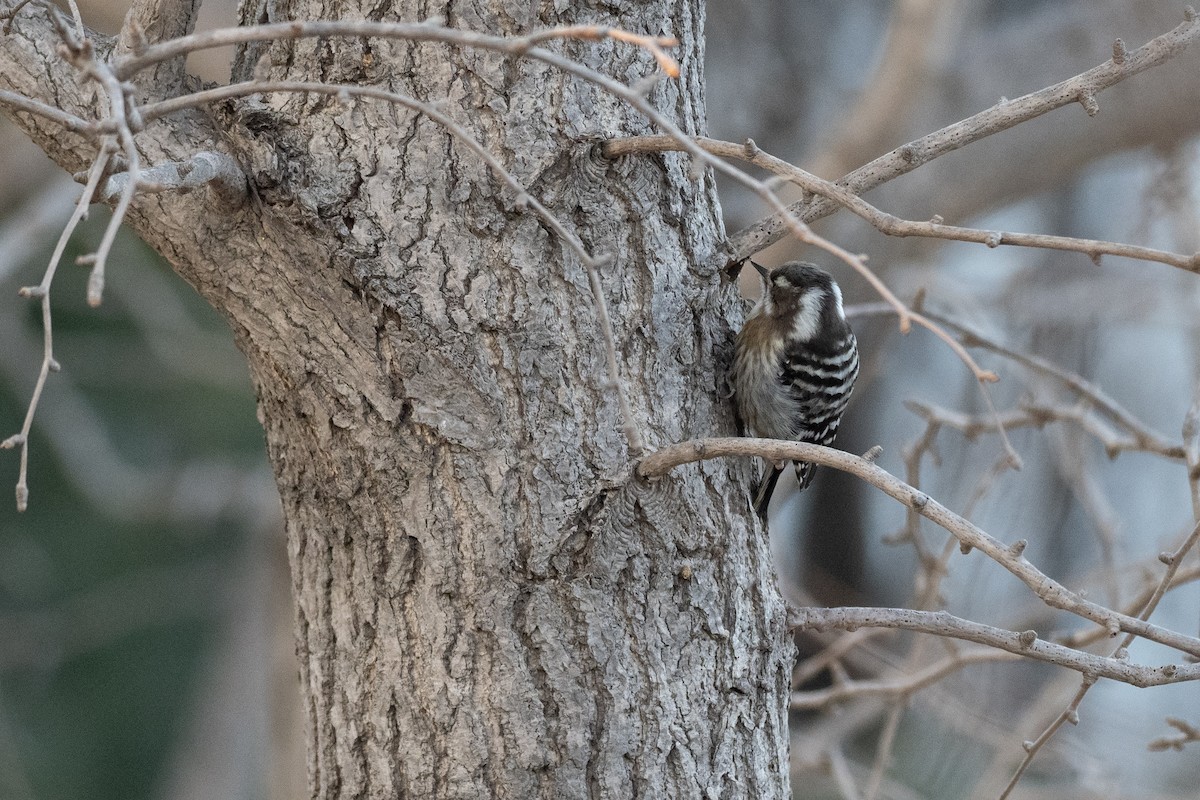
[0,0,792,797]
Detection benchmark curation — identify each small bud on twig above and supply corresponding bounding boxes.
[87,271,104,307]
[1111,39,1127,65]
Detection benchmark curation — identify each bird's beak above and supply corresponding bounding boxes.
[750,260,770,280]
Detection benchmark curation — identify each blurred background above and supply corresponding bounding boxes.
[1,0,1198,798]
[707,1,1200,798]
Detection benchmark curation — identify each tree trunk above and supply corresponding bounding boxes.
[0,0,792,796]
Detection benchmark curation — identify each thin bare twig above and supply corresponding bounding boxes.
[1183,386,1200,520]
[638,437,1200,659]
[1148,717,1200,751]
[1000,519,1200,796]
[74,66,139,307]
[113,20,680,81]
[791,607,1199,689]
[1,147,110,510]
[0,88,95,132]
[998,676,1096,800]
[602,134,1199,273]
[720,10,1200,261]
[849,302,1187,460]
[792,648,1018,711]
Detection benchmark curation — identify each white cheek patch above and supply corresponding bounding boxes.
[832,282,846,321]
[790,290,823,341]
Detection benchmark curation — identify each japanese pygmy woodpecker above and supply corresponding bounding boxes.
[733,261,859,518]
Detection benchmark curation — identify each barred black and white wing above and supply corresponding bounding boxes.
[782,331,859,490]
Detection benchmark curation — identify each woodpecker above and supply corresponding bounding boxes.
[733,261,859,519]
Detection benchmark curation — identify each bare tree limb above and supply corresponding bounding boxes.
[848,302,1187,460]
[0,88,94,131]
[791,607,1199,688]
[638,437,1200,659]
[602,134,1199,273]
[96,149,247,204]
[0,145,110,510]
[792,648,1018,711]
[1148,717,1200,751]
[1001,517,1200,795]
[115,0,204,99]
[720,8,1200,263]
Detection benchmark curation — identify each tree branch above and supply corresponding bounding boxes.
[791,607,1199,689]
[718,9,1200,263]
[0,88,94,132]
[96,149,247,204]
[638,437,1200,659]
[602,134,1199,273]
[847,302,1187,460]
[792,647,1018,711]
[115,0,204,99]
[1148,717,1200,751]
[1000,517,1200,795]
[0,146,110,510]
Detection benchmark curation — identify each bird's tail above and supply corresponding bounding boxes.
[795,460,817,491]
[754,461,820,519]
[753,465,783,520]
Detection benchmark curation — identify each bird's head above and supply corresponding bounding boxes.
[752,261,846,342]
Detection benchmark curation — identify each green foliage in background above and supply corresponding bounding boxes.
[0,213,268,800]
